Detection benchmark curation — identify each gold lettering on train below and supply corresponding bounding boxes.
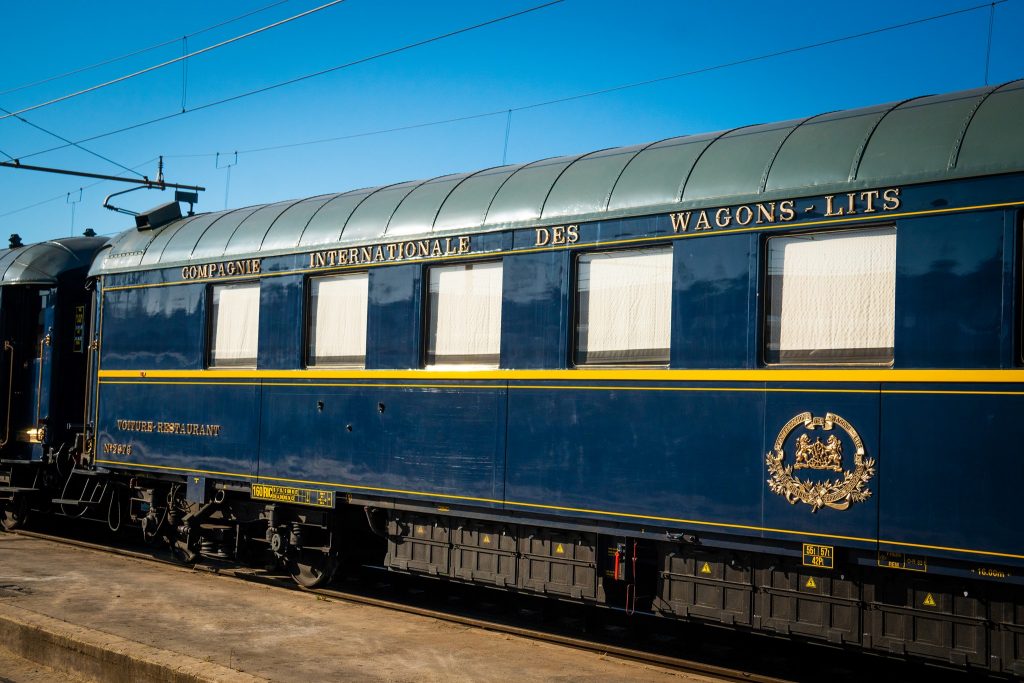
[778,199,796,221]
[534,225,580,247]
[180,258,261,281]
[116,418,221,437]
[667,188,900,235]
[669,212,691,232]
[882,187,901,210]
[306,235,475,271]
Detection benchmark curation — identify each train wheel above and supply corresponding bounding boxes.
[288,549,338,588]
[1,496,30,531]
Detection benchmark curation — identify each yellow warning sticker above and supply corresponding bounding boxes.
[805,576,817,589]
[555,543,564,555]
[700,562,712,575]
[482,534,491,545]
[923,593,937,607]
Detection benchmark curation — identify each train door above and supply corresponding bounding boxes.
[0,286,43,459]
[0,286,10,455]
[29,290,56,456]
[82,285,100,465]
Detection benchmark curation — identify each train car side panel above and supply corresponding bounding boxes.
[366,265,422,370]
[761,387,881,548]
[256,382,507,504]
[500,251,570,370]
[879,388,1024,567]
[100,285,206,371]
[894,212,1005,368]
[94,381,259,480]
[504,384,764,529]
[257,275,303,370]
[672,233,757,370]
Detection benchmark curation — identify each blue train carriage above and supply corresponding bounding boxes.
[0,234,108,529]
[87,81,1023,670]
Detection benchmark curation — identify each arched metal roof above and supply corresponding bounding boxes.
[0,236,108,286]
[93,80,1024,276]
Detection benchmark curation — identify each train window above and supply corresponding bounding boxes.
[575,247,672,366]
[307,272,368,367]
[426,261,503,367]
[209,282,260,368]
[765,227,896,365]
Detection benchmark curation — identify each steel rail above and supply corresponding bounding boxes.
[10,528,787,683]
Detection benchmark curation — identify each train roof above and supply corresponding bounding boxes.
[92,80,1024,276]
[0,236,109,286]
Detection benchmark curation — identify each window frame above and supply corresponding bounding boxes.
[761,225,897,368]
[206,280,261,369]
[571,244,674,369]
[304,270,370,369]
[422,258,504,369]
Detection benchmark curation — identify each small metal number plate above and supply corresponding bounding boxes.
[802,543,834,569]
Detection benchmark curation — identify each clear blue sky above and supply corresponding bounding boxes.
[1,0,1021,244]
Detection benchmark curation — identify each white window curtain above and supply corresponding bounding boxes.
[767,227,896,364]
[210,283,260,367]
[576,248,672,365]
[309,273,368,366]
[427,261,503,366]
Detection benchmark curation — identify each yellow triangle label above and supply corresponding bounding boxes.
[700,562,712,575]
[555,543,564,554]
[923,593,937,607]
[482,535,491,544]
[805,576,817,589]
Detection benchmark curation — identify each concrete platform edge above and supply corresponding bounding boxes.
[0,602,267,683]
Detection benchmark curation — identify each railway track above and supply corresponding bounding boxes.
[6,525,988,682]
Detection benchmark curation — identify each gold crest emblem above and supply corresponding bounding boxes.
[766,412,875,512]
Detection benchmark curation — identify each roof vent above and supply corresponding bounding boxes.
[135,201,182,231]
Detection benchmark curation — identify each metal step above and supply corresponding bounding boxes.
[0,486,37,493]
[51,498,96,506]
[66,468,102,476]
[0,459,33,465]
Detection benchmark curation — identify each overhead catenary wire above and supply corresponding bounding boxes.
[166,0,1010,161]
[984,1,997,84]
[0,0,1008,223]
[0,104,144,177]
[13,0,567,163]
[0,0,292,98]
[0,0,348,122]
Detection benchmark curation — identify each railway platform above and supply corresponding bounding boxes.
[0,532,708,683]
